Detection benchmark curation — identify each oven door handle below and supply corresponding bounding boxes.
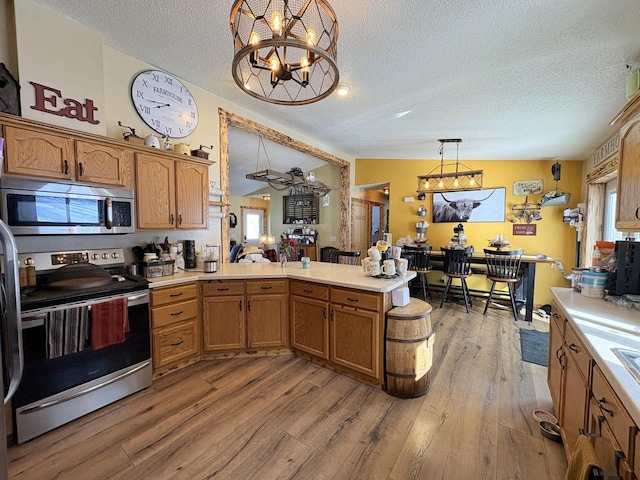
[19,361,150,413]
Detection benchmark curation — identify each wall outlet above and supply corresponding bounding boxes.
[330,236,337,242]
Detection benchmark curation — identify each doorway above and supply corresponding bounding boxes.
[241,206,266,247]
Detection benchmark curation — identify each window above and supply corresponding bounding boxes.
[242,208,264,245]
[603,179,624,242]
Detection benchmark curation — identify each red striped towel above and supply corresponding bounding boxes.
[90,298,129,350]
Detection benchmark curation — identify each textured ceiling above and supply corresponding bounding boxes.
[33,0,640,169]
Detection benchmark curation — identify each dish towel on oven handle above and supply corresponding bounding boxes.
[90,298,129,350]
[45,306,89,359]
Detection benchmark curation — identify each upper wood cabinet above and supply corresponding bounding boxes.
[3,126,134,188]
[135,155,209,230]
[616,117,640,231]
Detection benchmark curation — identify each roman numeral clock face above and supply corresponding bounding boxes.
[131,70,198,139]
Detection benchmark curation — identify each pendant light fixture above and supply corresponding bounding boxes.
[230,0,339,105]
[416,139,484,194]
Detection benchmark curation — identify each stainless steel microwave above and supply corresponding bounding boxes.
[0,176,135,235]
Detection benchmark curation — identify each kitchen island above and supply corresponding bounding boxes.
[146,262,416,387]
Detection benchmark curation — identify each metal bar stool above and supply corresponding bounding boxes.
[483,248,523,321]
[403,245,432,301]
[439,247,474,313]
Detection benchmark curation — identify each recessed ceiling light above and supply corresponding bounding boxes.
[395,110,412,118]
[336,83,351,96]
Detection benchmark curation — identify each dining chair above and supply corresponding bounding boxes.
[439,247,474,313]
[402,245,432,301]
[331,250,361,265]
[482,248,524,321]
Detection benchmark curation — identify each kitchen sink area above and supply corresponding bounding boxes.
[612,348,640,385]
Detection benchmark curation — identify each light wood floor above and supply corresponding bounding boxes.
[8,301,567,480]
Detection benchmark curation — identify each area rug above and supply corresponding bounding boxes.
[519,329,549,367]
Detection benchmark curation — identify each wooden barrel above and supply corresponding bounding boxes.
[385,298,434,398]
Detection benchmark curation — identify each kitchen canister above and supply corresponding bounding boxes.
[301,256,311,269]
[580,269,607,298]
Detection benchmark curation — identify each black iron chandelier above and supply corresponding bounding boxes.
[230,0,339,105]
[416,139,484,194]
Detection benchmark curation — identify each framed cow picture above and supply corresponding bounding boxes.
[432,188,506,223]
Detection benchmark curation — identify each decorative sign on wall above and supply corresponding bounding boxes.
[433,188,505,223]
[30,81,100,125]
[513,179,543,196]
[513,224,537,236]
[591,133,619,169]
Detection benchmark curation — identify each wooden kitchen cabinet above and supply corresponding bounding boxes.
[613,95,640,231]
[547,311,565,415]
[635,430,639,479]
[246,279,288,349]
[150,283,200,376]
[201,279,288,352]
[3,125,74,180]
[2,126,134,187]
[290,280,384,386]
[136,155,208,230]
[291,281,330,359]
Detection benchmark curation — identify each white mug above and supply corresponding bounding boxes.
[382,259,396,276]
[369,261,381,276]
[396,258,408,276]
[367,247,382,261]
[361,257,372,273]
[391,246,402,259]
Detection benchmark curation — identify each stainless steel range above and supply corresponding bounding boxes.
[13,249,151,443]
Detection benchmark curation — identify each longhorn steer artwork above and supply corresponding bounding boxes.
[432,188,505,223]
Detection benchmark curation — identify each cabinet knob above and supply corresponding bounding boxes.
[635,206,640,220]
[568,343,579,353]
[63,159,69,175]
[78,162,84,176]
[170,340,185,347]
[170,214,175,225]
[597,397,614,417]
[170,310,184,317]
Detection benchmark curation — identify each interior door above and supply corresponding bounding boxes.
[241,207,265,247]
[350,198,370,256]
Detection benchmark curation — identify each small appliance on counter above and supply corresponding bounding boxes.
[184,240,196,269]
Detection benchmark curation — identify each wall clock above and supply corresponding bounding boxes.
[130,70,198,139]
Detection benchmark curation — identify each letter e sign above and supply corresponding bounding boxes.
[30,81,100,125]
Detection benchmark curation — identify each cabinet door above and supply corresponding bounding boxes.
[247,293,287,348]
[3,125,74,179]
[290,295,329,359]
[616,118,640,230]
[589,400,636,480]
[560,348,590,459]
[547,316,565,418]
[135,154,176,229]
[152,319,199,368]
[175,160,208,229]
[75,140,134,187]
[330,305,380,379]
[202,295,246,351]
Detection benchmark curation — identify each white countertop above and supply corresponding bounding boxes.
[550,287,640,426]
[147,261,416,293]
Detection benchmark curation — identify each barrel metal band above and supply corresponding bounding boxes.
[386,333,433,344]
[387,370,431,379]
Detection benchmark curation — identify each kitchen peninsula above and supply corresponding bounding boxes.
[148,262,416,387]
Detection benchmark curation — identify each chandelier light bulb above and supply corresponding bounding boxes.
[249,31,260,45]
[271,11,283,36]
[300,56,310,84]
[438,179,444,189]
[269,55,280,71]
[453,177,459,187]
[469,176,475,186]
[306,28,316,45]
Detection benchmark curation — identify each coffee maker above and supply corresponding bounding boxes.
[184,240,196,269]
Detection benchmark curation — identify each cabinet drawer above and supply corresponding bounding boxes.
[635,431,639,478]
[152,319,199,368]
[246,279,287,295]
[592,365,636,459]
[152,299,198,329]
[331,287,380,311]
[550,308,565,339]
[564,323,591,383]
[201,281,245,296]
[290,280,329,301]
[152,283,197,307]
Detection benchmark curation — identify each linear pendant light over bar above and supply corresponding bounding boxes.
[230,0,339,105]
[416,139,484,194]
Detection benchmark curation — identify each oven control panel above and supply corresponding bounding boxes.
[18,249,125,271]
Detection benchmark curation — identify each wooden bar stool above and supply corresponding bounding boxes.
[439,246,474,313]
[483,248,523,321]
[403,245,432,301]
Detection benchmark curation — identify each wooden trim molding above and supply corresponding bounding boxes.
[586,153,618,184]
[218,108,351,262]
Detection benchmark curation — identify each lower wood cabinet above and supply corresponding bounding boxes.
[547,311,565,415]
[201,279,288,352]
[150,283,199,376]
[589,398,635,480]
[290,280,385,386]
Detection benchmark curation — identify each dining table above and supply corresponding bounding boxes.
[412,246,555,322]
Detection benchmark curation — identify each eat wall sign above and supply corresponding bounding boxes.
[30,81,100,125]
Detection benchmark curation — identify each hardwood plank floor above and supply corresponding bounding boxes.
[7,302,567,480]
